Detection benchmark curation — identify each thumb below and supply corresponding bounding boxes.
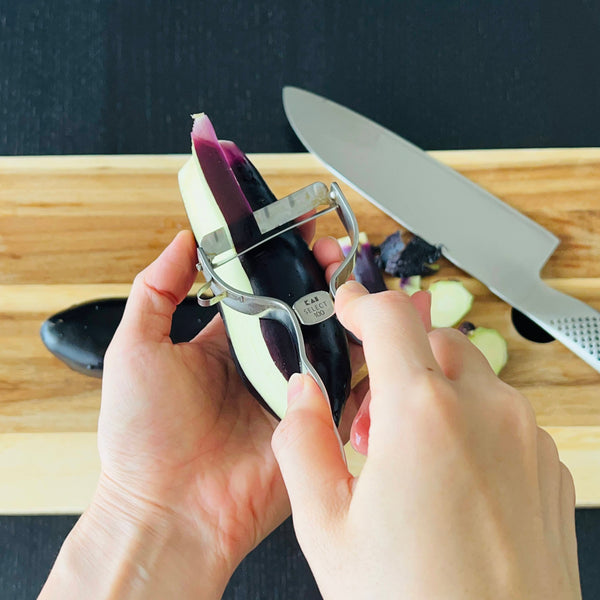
[272,373,352,526]
[117,230,198,344]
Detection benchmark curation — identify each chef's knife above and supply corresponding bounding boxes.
[283,86,600,373]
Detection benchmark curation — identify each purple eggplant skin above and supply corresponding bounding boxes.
[339,235,387,294]
[40,297,218,378]
[355,244,387,293]
[375,230,404,271]
[210,139,352,425]
[458,321,476,335]
[192,118,261,252]
[377,231,442,278]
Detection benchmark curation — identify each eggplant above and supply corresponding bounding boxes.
[338,232,387,294]
[428,280,474,328]
[375,230,404,271]
[40,297,218,377]
[178,114,351,423]
[458,321,476,335]
[399,276,422,296]
[464,326,508,375]
[376,231,442,278]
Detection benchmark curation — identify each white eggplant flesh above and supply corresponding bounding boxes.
[178,115,351,423]
[179,157,290,418]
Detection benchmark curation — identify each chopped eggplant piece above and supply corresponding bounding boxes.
[375,230,404,270]
[385,236,442,278]
[375,231,442,278]
[457,321,477,335]
[399,275,421,296]
[429,280,474,328]
[338,232,387,293]
[467,327,508,375]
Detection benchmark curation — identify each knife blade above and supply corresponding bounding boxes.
[283,86,600,372]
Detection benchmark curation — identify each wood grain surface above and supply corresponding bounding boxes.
[1,150,599,512]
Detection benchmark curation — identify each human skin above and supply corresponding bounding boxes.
[39,231,363,600]
[272,281,581,600]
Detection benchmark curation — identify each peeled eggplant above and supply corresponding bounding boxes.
[178,114,351,423]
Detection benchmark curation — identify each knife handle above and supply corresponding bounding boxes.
[519,279,600,373]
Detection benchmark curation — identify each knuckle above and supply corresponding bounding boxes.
[271,412,311,456]
[412,372,459,407]
[103,333,129,370]
[496,386,538,442]
[270,418,293,455]
[429,326,465,345]
[537,427,560,463]
[401,373,461,436]
[560,462,577,506]
[374,289,412,311]
[133,271,178,309]
[347,289,406,317]
[429,326,494,375]
[132,271,147,290]
[103,342,118,369]
[366,291,414,330]
[427,328,468,379]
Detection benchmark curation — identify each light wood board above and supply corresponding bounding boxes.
[1,150,599,513]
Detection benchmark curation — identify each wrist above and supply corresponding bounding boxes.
[40,473,232,600]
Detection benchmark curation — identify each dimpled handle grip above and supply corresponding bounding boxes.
[517,279,600,373]
[548,315,600,366]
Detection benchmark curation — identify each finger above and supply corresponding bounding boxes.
[313,236,343,267]
[338,375,370,443]
[559,462,577,518]
[118,231,198,344]
[558,462,580,590]
[313,236,367,371]
[350,391,371,455]
[536,427,562,527]
[428,327,493,381]
[410,290,432,332]
[311,235,356,286]
[335,282,441,391]
[272,373,352,528]
[298,209,316,243]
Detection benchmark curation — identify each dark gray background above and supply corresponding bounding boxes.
[1,1,599,598]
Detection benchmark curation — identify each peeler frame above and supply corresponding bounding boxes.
[194,182,359,403]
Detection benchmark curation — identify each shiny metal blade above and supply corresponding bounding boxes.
[283,87,559,301]
[199,182,333,259]
[253,182,331,234]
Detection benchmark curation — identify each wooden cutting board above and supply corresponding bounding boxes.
[1,150,599,513]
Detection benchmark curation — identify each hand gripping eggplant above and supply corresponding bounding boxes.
[195,181,359,408]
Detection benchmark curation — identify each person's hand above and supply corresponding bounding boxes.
[272,282,581,600]
[40,230,362,600]
[99,231,363,577]
[96,230,288,576]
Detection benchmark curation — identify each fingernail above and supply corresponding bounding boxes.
[341,280,367,294]
[287,373,305,407]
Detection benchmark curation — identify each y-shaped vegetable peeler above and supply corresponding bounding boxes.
[194,181,359,419]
